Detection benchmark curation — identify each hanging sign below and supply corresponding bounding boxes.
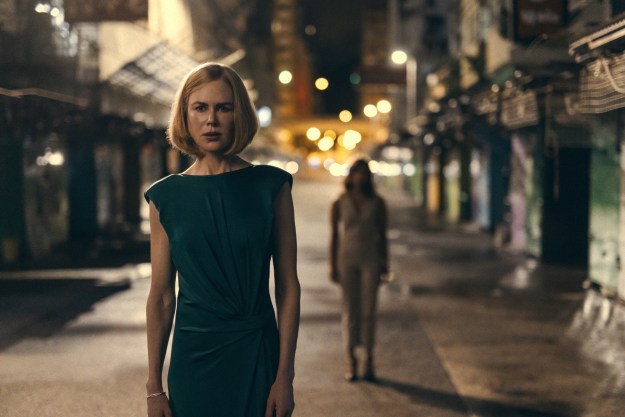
[514,0,566,41]
[64,0,148,23]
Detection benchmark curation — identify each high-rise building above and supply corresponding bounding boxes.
[272,0,313,120]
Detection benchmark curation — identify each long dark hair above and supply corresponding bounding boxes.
[344,159,375,197]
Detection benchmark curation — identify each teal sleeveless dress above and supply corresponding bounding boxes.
[144,165,293,417]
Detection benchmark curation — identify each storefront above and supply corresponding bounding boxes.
[570,16,625,296]
[468,88,509,233]
[500,86,541,255]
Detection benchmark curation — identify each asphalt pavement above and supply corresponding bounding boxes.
[1,174,623,417]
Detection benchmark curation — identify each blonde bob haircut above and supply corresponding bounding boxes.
[167,62,259,158]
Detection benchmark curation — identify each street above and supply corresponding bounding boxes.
[1,176,623,417]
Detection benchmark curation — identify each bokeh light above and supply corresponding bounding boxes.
[363,104,378,118]
[323,129,337,140]
[329,163,347,177]
[315,77,329,90]
[307,153,322,168]
[403,163,416,176]
[257,106,272,127]
[391,50,408,65]
[342,135,357,150]
[285,161,299,174]
[343,129,362,144]
[268,160,284,169]
[306,127,321,141]
[278,70,293,84]
[339,110,352,122]
[376,99,392,114]
[305,25,317,36]
[317,136,334,151]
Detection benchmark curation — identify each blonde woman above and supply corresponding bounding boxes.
[144,63,300,417]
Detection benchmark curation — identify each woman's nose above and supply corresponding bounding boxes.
[206,111,217,125]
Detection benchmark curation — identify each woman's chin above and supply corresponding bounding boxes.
[197,142,229,155]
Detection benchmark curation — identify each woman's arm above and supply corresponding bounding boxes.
[266,182,301,417]
[329,199,340,283]
[378,197,389,273]
[145,202,176,416]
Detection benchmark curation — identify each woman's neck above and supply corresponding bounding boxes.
[349,188,368,197]
[187,154,243,175]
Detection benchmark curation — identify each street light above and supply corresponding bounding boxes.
[391,50,408,65]
[339,110,352,122]
[391,49,417,121]
[376,99,392,114]
[363,104,378,118]
[315,77,329,90]
[278,70,293,84]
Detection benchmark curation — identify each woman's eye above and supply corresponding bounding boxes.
[195,104,207,111]
[218,105,233,112]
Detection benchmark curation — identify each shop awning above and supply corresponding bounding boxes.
[569,14,625,114]
[106,41,199,106]
[569,14,625,62]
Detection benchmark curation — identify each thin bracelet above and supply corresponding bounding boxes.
[147,391,166,399]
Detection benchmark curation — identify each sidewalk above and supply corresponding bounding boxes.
[292,177,470,417]
[0,231,150,272]
[378,187,623,417]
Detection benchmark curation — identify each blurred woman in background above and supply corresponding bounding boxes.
[329,159,389,382]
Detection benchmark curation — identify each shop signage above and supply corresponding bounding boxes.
[64,0,147,23]
[514,0,566,41]
[501,90,539,129]
[472,91,498,116]
[580,53,625,114]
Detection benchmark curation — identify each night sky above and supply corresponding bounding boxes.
[299,0,386,115]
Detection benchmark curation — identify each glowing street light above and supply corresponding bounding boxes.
[257,106,272,127]
[278,70,293,84]
[363,104,378,118]
[376,99,392,114]
[318,136,335,151]
[391,49,417,120]
[306,127,321,141]
[35,2,51,13]
[339,110,352,122]
[315,77,329,90]
[391,50,408,65]
[344,129,362,144]
[323,129,337,140]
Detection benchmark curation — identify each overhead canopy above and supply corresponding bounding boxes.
[106,41,199,106]
[569,14,625,62]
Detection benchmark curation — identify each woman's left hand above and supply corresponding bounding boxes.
[265,376,295,417]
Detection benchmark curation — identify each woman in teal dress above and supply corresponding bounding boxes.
[144,63,300,417]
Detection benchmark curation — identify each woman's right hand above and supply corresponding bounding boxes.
[147,394,173,417]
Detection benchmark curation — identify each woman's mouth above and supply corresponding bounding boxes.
[202,132,221,140]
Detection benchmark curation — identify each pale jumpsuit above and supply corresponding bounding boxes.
[335,192,386,356]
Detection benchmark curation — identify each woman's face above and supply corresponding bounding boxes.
[351,166,368,188]
[186,79,235,155]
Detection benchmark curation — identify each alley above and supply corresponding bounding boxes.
[0,176,622,417]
